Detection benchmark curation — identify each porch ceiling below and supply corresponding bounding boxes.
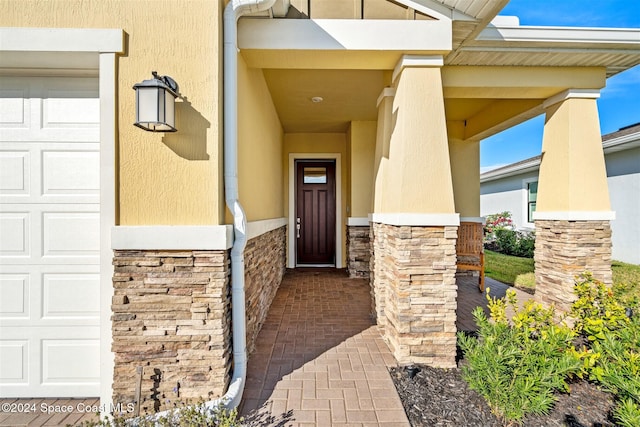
[260,64,605,138]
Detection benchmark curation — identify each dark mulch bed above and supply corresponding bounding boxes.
[390,364,617,427]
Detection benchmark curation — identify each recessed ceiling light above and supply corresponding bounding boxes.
[311,96,323,103]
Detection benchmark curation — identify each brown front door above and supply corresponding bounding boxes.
[296,161,336,265]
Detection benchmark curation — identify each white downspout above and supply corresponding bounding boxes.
[220,0,278,411]
[127,2,281,424]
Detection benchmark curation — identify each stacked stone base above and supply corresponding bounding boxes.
[244,226,286,353]
[112,250,232,413]
[372,223,458,368]
[111,226,287,415]
[534,219,612,314]
[347,225,371,278]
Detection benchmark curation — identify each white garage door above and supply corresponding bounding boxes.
[0,76,100,397]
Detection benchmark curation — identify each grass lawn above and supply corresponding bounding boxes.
[485,250,640,298]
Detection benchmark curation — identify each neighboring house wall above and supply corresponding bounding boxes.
[480,171,538,229]
[607,147,640,264]
[481,144,640,264]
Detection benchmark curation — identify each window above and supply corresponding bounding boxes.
[527,181,538,223]
[303,167,327,184]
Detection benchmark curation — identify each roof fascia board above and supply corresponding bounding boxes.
[475,25,640,47]
[480,158,541,183]
[238,18,451,52]
[602,131,640,153]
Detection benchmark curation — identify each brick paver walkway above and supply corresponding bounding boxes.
[1,271,531,426]
[240,269,409,427]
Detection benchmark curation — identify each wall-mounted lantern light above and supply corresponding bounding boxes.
[133,71,180,132]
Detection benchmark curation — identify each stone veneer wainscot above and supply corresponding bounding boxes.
[111,226,286,413]
[347,225,371,279]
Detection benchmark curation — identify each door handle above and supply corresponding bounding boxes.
[296,217,301,238]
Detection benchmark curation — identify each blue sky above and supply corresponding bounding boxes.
[480,0,640,172]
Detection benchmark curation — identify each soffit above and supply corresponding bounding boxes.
[447,26,640,77]
[262,68,386,133]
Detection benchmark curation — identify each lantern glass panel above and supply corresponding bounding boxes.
[136,87,160,124]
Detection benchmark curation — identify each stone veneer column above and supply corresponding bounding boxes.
[347,225,371,278]
[112,250,231,412]
[535,220,612,313]
[377,223,458,368]
[534,90,614,312]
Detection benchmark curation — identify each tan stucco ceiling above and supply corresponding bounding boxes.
[262,68,387,132]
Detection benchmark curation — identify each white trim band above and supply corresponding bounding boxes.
[112,226,234,250]
[0,28,124,53]
[533,211,616,221]
[371,213,460,226]
[392,54,444,83]
[246,217,288,240]
[376,87,396,107]
[347,217,370,226]
[460,216,486,224]
[543,89,601,109]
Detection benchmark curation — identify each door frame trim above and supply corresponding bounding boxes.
[288,153,342,269]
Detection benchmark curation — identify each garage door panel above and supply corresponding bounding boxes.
[43,338,100,384]
[0,274,30,319]
[42,150,100,196]
[0,340,29,385]
[1,143,99,204]
[43,273,100,319]
[0,150,30,195]
[0,87,29,128]
[0,212,30,257]
[43,212,100,258]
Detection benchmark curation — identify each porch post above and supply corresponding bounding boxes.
[534,90,614,313]
[371,55,459,368]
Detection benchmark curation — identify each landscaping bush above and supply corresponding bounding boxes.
[484,212,535,258]
[459,272,640,426]
[570,273,640,427]
[458,289,581,423]
[494,228,535,258]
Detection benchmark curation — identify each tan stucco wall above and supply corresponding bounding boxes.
[449,138,480,217]
[349,121,377,217]
[0,0,223,225]
[382,67,455,213]
[236,55,284,222]
[537,97,611,212]
[284,133,348,265]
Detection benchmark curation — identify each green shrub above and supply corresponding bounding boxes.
[570,273,640,427]
[458,289,580,424]
[494,229,535,258]
[571,272,630,342]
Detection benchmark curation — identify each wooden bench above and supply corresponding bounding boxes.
[456,221,485,292]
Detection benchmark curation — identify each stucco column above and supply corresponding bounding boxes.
[370,56,459,368]
[534,89,614,313]
[449,137,480,219]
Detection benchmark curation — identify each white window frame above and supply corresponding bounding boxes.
[522,177,538,228]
